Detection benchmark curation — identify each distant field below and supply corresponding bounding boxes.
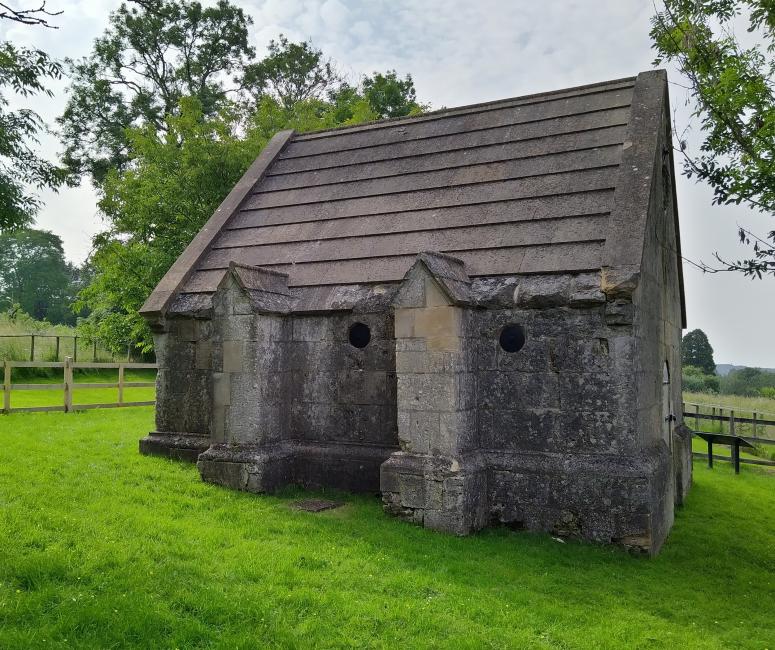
[0,315,120,363]
[683,391,775,417]
[682,391,775,440]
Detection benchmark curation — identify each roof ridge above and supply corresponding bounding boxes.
[291,74,637,140]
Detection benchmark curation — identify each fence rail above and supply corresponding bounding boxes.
[683,401,775,443]
[0,333,138,362]
[2,358,157,414]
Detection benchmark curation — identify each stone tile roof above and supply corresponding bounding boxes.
[141,71,681,318]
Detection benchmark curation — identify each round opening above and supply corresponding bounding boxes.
[499,324,526,353]
[348,322,371,348]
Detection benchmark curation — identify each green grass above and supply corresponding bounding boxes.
[0,409,774,648]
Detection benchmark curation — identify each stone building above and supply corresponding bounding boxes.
[140,70,692,555]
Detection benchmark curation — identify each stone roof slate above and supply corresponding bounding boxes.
[141,70,683,320]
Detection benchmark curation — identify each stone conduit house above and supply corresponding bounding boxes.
[139,70,692,555]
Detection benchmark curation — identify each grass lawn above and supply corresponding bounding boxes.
[0,409,773,648]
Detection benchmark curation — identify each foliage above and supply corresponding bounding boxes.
[0,228,78,324]
[75,97,259,351]
[650,1,775,277]
[681,328,716,374]
[0,42,68,228]
[58,0,255,183]
[72,18,425,353]
[362,70,426,118]
[1,408,774,647]
[720,366,775,396]
[242,35,339,109]
[59,2,426,187]
[681,364,720,393]
[760,386,775,399]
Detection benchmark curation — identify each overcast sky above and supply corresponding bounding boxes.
[3,0,774,367]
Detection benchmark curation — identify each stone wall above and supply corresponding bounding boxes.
[380,254,680,553]
[143,248,685,554]
[195,267,399,494]
[139,315,212,461]
[630,110,691,514]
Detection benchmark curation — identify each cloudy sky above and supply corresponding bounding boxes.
[3,0,774,366]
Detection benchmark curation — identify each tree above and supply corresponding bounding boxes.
[67,6,428,351]
[0,228,77,324]
[0,16,68,228]
[650,1,775,277]
[720,366,775,396]
[682,365,720,393]
[362,70,425,119]
[75,97,260,350]
[76,88,407,351]
[681,328,716,374]
[58,0,255,183]
[0,1,62,28]
[242,35,340,110]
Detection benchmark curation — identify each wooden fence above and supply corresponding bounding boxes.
[683,401,775,446]
[0,333,136,362]
[2,358,157,414]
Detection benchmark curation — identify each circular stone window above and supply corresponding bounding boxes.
[348,322,371,348]
[499,324,526,353]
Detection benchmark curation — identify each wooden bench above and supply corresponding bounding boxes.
[693,431,755,474]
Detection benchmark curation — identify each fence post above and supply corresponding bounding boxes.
[752,412,757,438]
[73,336,78,362]
[3,360,10,414]
[118,363,124,406]
[55,336,61,361]
[695,404,700,429]
[30,335,35,361]
[92,340,97,362]
[730,410,735,436]
[63,356,73,413]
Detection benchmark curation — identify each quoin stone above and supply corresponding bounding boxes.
[139,70,692,555]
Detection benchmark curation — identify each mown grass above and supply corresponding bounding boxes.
[0,408,773,649]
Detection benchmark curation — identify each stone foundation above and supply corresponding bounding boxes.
[198,442,394,493]
[139,431,211,462]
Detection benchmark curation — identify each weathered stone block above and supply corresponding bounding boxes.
[195,340,212,370]
[397,410,438,453]
[222,340,243,373]
[397,373,458,412]
[212,372,230,407]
